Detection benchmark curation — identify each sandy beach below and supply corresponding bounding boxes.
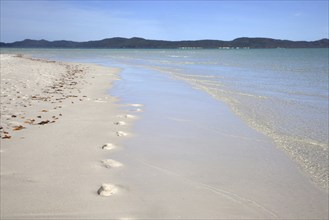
[0,54,137,218]
[1,54,328,219]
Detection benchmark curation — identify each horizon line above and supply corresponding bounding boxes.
[1,36,329,44]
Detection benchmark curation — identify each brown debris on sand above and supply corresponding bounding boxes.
[1,134,11,139]
[12,125,25,131]
[37,120,50,125]
[0,54,91,140]
[24,119,35,125]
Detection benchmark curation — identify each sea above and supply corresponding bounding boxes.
[1,48,328,190]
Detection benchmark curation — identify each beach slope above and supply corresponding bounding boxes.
[0,55,133,218]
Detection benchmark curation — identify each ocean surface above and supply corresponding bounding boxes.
[1,48,328,190]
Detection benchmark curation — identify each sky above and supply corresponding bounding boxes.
[0,0,328,43]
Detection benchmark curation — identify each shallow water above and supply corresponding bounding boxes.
[109,64,328,218]
[2,48,328,190]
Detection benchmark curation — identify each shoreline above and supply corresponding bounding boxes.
[110,64,329,219]
[165,70,329,192]
[1,53,328,219]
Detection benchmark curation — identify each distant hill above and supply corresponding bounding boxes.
[0,37,328,49]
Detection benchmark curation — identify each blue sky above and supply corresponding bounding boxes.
[0,0,328,43]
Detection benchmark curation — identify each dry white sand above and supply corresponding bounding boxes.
[0,54,135,218]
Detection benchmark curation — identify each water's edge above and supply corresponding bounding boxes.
[1,48,328,191]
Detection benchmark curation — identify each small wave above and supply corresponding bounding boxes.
[274,134,328,151]
[169,71,328,191]
[172,72,220,79]
[175,76,269,100]
[167,55,189,58]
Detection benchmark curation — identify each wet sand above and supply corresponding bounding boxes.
[1,54,328,219]
[110,66,329,219]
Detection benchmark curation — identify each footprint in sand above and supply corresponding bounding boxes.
[94,99,107,103]
[101,159,123,168]
[102,143,116,150]
[118,114,136,119]
[114,121,126,125]
[97,183,117,196]
[129,108,142,112]
[116,131,128,137]
[128,104,144,107]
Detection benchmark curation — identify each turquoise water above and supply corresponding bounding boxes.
[1,48,328,189]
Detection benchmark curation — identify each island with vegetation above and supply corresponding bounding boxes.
[1,37,328,49]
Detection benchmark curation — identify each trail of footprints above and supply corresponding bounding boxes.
[97,103,143,197]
